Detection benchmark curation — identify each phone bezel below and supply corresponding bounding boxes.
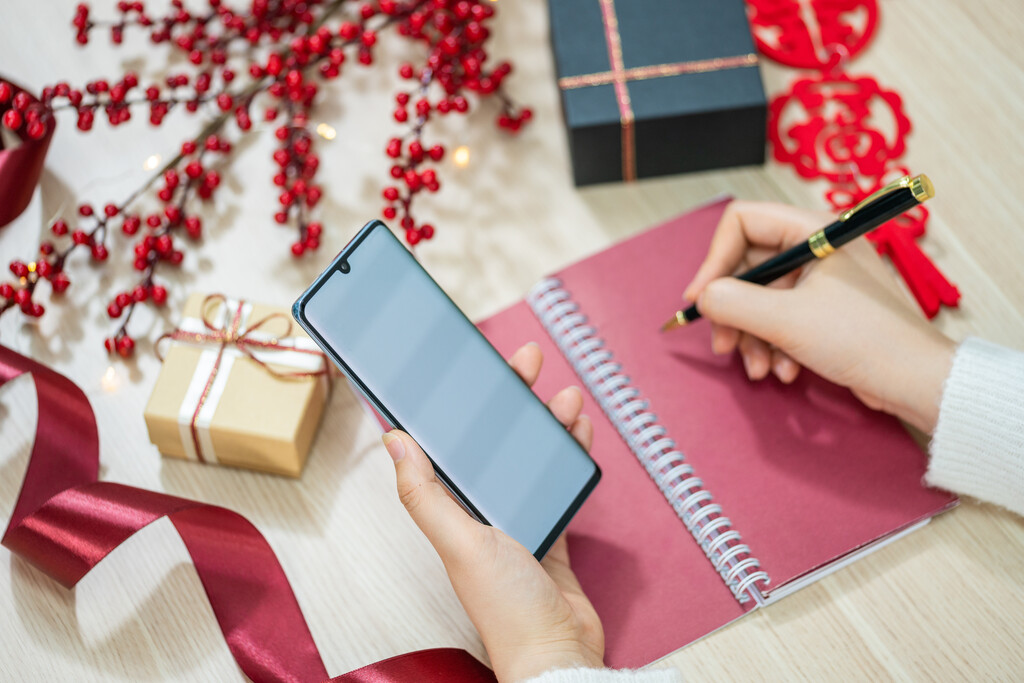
[292,220,601,559]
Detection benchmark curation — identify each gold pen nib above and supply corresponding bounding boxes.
[660,311,688,333]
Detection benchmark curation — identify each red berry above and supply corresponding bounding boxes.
[51,273,71,293]
[116,335,135,357]
[107,302,122,318]
[339,22,358,40]
[399,63,414,79]
[291,241,305,256]
[151,285,168,304]
[429,144,445,161]
[132,285,148,302]
[26,120,46,140]
[408,140,423,159]
[12,91,29,111]
[91,244,109,261]
[184,216,202,238]
[306,222,323,238]
[104,337,114,353]
[383,186,399,201]
[181,140,197,154]
[104,203,119,217]
[185,160,203,178]
[393,108,408,123]
[115,292,131,308]
[9,261,28,278]
[216,93,233,111]
[71,230,90,245]
[420,224,435,240]
[306,186,322,206]
[36,260,52,277]
[0,283,13,299]
[275,211,289,224]
[0,82,11,103]
[14,288,30,306]
[383,206,397,220]
[386,138,402,158]
[51,219,69,236]
[164,205,181,224]
[405,228,421,246]
[78,204,94,217]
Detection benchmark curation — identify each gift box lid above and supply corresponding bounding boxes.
[548,0,767,184]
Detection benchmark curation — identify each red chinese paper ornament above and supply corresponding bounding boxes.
[749,0,960,317]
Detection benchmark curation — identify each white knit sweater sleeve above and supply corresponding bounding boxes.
[927,337,1024,516]
[522,667,683,683]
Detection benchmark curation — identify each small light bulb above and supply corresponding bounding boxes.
[453,145,470,168]
[315,123,336,140]
[101,365,121,393]
[143,154,162,170]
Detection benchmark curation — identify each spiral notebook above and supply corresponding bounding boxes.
[476,198,957,668]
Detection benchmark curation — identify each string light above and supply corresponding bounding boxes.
[143,154,161,170]
[452,145,470,168]
[315,123,336,140]
[100,365,121,392]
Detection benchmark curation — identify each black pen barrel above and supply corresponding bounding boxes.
[824,187,918,249]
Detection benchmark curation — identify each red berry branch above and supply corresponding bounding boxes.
[0,0,530,356]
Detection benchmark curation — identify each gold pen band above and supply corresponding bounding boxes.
[808,230,835,259]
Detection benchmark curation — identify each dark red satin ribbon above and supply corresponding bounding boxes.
[0,79,54,228]
[0,344,495,683]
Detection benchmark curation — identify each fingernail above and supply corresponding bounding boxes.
[382,432,405,462]
[525,341,540,348]
[742,354,754,379]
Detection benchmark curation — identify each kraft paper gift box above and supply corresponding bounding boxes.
[144,293,329,477]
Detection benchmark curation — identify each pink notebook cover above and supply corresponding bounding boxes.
[477,198,957,668]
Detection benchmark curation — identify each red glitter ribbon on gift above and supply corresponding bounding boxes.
[0,79,55,228]
[0,343,495,683]
[748,0,960,317]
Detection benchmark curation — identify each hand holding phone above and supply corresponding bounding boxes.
[292,221,601,558]
[380,342,606,682]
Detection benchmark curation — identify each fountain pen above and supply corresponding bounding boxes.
[660,174,935,332]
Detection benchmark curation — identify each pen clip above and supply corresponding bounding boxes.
[837,174,933,222]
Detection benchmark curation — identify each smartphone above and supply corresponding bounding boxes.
[292,221,601,559]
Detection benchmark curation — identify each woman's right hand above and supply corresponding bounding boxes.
[683,201,956,434]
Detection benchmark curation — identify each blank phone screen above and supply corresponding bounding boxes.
[300,224,599,556]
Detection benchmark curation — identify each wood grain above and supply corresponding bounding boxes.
[1,1,1022,680]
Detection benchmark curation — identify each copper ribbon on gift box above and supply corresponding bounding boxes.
[0,342,495,682]
[557,0,758,182]
[156,294,329,464]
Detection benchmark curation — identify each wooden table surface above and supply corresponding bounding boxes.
[2,1,1022,680]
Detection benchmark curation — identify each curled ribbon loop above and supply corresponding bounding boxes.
[0,343,495,682]
[156,294,327,381]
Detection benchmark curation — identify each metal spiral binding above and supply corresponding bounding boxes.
[527,278,770,605]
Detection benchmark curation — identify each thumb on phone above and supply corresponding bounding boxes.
[382,430,479,564]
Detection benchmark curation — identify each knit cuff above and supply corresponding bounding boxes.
[927,337,1024,516]
[522,665,683,683]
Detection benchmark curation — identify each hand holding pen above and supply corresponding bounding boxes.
[662,175,934,331]
[669,182,955,434]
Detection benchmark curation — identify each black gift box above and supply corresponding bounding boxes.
[548,0,767,186]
